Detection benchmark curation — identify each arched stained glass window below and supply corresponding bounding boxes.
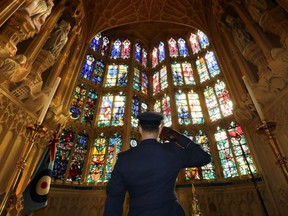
[227,122,257,176]
[178,37,189,57]
[215,80,233,117]
[189,33,201,54]
[80,54,95,80]
[215,126,238,178]
[195,130,217,179]
[88,134,108,183]
[171,62,195,86]
[142,48,147,67]
[105,133,122,181]
[70,83,87,120]
[187,90,204,124]
[121,39,131,59]
[67,131,89,182]
[205,51,220,78]
[53,126,75,180]
[158,42,165,63]
[105,64,128,87]
[204,86,221,122]
[134,43,141,63]
[91,60,105,85]
[197,30,209,49]
[175,91,191,125]
[81,89,98,124]
[196,57,210,83]
[90,33,101,52]
[111,39,122,59]
[101,36,109,56]
[168,37,179,58]
[152,47,158,68]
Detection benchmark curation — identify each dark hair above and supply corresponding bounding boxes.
[140,123,160,133]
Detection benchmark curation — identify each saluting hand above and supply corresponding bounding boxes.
[160,126,181,142]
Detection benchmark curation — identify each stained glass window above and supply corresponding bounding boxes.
[111,39,121,59]
[197,30,209,49]
[227,122,257,176]
[196,57,210,83]
[187,90,204,124]
[121,39,131,59]
[80,54,95,80]
[153,71,160,95]
[160,66,168,90]
[105,64,128,87]
[104,133,122,181]
[131,96,148,128]
[112,94,126,126]
[171,62,195,86]
[53,126,75,180]
[154,99,161,113]
[195,130,217,179]
[142,48,147,67]
[189,33,201,54]
[215,126,238,178]
[88,134,108,183]
[152,47,158,68]
[100,36,109,56]
[67,131,89,182]
[215,80,233,117]
[162,95,172,126]
[90,33,101,52]
[91,60,105,85]
[70,83,87,120]
[158,42,165,63]
[178,38,189,57]
[168,37,179,58]
[133,68,140,91]
[204,86,221,122]
[205,51,220,78]
[175,91,191,125]
[135,43,141,63]
[141,72,148,95]
[81,89,98,124]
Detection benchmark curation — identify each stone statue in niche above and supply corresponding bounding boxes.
[0,55,28,84]
[43,20,71,59]
[225,15,254,53]
[244,0,268,23]
[20,0,54,33]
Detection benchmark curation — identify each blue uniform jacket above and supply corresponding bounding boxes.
[104,135,211,216]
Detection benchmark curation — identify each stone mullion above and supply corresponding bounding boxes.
[0,0,26,28]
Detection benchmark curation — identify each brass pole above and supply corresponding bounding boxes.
[0,124,46,215]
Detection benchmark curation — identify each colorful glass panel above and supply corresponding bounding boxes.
[187,90,204,124]
[152,47,158,68]
[135,43,141,63]
[131,96,140,128]
[178,38,189,57]
[171,62,184,86]
[100,36,109,56]
[81,89,97,124]
[162,95,172,126]
[141,72,148,95]
[189,33,201,54]
[98,94,113,127]
[168,37,179,58]
[121,39,131,59]
[182,62,195,85]
[117,65,128,87]
[160,66,168,90]
[142,48,147,67]
[158,42,165,63]
[111,39,121,59]
[80,54,95,80]
[153,71,160,95]
[197,30,209,49]
[215,127,238,178]
[70,83,86,120]
[196,57,210,83]
[67,132,89,182]
[205,51,220,78]
[106,65,118,87]
[111,94,126,126]
[90,33,101,52]
[215,80,233,117]
[91,60,105,85]
[133,68,140,91]
[53,127,75,180]
[204,86,221,122]
[175,91,191,125]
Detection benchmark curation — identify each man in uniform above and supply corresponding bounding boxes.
[104,111,211,216]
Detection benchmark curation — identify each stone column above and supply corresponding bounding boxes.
[0,0,26,28]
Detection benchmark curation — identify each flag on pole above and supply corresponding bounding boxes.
[22,130,59,215]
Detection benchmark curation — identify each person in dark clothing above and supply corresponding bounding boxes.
[104,111,211,216]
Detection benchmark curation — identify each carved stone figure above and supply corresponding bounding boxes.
[244,0,268,23]
[234,94,255,123]
[43,20,71,58]
[0,55,28,83]
[226,15,254,53]
[20,0,54,33]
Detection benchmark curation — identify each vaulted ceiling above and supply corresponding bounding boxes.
[79,0,216,46]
